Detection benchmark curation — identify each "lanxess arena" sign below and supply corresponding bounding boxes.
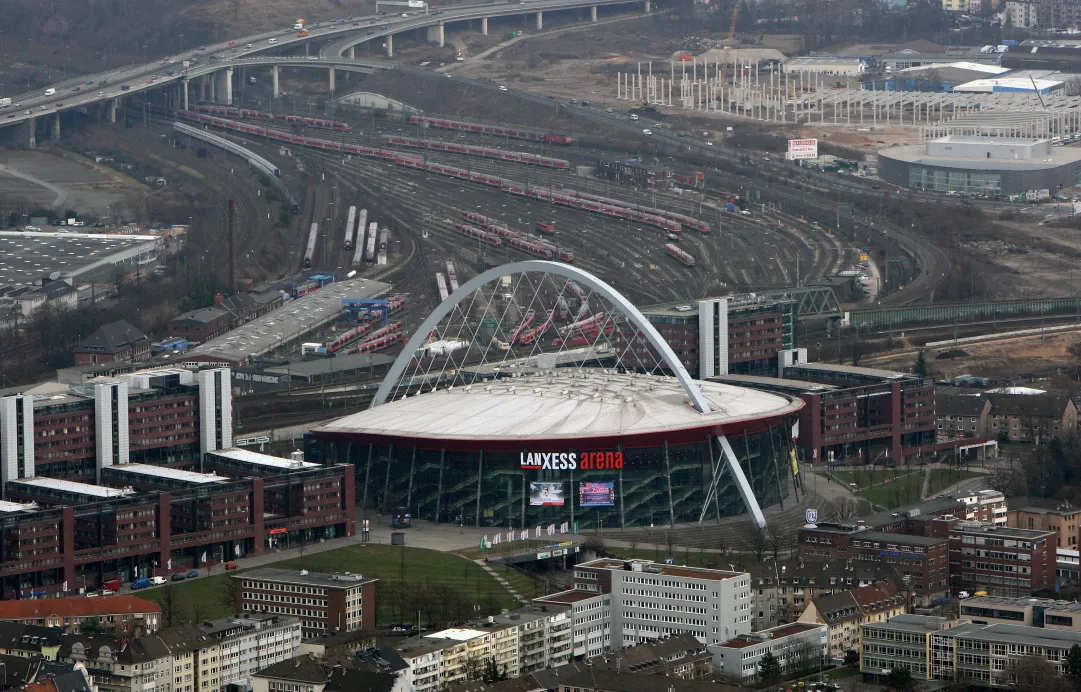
[520,451,624,470]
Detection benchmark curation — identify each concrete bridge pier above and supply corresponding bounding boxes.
[348,45,356,59]
[329,67,336,93]
[536,11,543,29]
[108,99,117,123]
[305,42,310,56]
[52,112,60,141]
[182,80,189,110]
[225,67,233,105]
[644,0,651,11]
[272,65,280,97]
[482,16,489,34]
[209,73,217,103]
[591,5,598,21]
[28,117,36,148]
[386,34,394,58]
[427,22,445,46]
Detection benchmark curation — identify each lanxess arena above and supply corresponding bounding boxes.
[307,262,804,530]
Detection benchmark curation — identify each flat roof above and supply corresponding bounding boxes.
[186,278,391,363]
[208,448,319,470]
[534,589,602,605]
[708,374,837,393]
[236,568,376,588]
[945,622,1081,647]
[859,531,947,546]
[105,464,227,484]
[8,477,137,498]
[716,622,825,649]
[784,362,909,380]
[953,77,1065,92]
[314,371,802,442]
[961,596,1081,612]
[425,628,489,642]
[880,142,1081,171]
[863,614,952,634]
[950,523,1054,539]
[0,232,160,287]
[580,558,744,581]
[0,500,38,513]
[898,61,1009,75]
[264,352,396,377]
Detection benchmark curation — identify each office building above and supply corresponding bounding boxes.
[0,366,232,484]
[534,590,611,658]
[1009,495,1081,549]
[948,522,1057,596]
[710,622,828,683]
[859,614,953,680]
[797,523,949,605]
[931,622,1081,685]
[235,568,377,638]
[573,558,753,647]
[959,595,1081,630]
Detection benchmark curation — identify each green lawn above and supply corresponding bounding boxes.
[928,469,984,495]
[825,467,986,509]
[857,472,924,509]
[142,544,534,628]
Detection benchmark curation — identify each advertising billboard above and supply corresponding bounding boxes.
[787,138,818,160]
[530,482,565,506]
[579,481,616,507]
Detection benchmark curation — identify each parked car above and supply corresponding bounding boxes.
[149,576,167,586]
[130,577,151,590]
[225,562,239,570]
[187,570,200,579]
[171,574,186,582]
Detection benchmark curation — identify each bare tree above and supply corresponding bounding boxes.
[748,526,770,563]
[220,575,238,614]
[767,525,792,562]
[159,585,181,627]
[986,463,1021,496]
[824,497,862,523]
[1006,655,1075,692]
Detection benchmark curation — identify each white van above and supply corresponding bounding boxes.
[44,88,56,96]
[629,113,639,120]
[149,576,167,586]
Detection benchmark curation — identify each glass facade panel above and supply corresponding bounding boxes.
[311,417,795,529]
[908,166,1001,195]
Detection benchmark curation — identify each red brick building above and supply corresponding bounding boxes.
[235,568,377,638]
[948,522,1057,597]
[797,523,949,606]
[0,594,161,633]
[72,320,150,365]
[167,307,231,345]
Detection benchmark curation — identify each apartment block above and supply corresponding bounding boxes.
[798,583,906,659]
[859,614,954,680]
[574,558,752,647]
[949,522,1057,596]
[587,633,713,679]
[393,606,571,692]
[235,569,377,638]
[710,622,828,683]
[199,613,302,689]
[534,590,611,658]
[1009,495,1081,550]
[746,559,898,629]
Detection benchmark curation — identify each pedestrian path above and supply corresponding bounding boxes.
[474,559,530,604]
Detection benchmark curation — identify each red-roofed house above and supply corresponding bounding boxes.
[0,595,161,634]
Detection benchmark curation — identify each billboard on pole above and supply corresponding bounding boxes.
[787,138,818,160]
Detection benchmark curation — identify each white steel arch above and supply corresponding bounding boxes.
[371,260,713,412]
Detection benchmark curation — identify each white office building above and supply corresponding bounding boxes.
[0,395,33,491]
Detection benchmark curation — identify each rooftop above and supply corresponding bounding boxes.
[949,522,1054,539]
[73,320,148,355]
[953,76,1065,92]
[945,622,1081,647]
[783,362,910,380]
[186,278,391,364]
[862,614,953,634]
[0,232,159,288]
[0,595,160,621]
[579,558,745,581]
[104,464,227,485]
[314,371,802,442]
[425,628,489,642]
[714,622,825,649]
[961,595,1081,612]
[534,589,603,605]
[235,568,377,589]
[8,478,137,499]
[880,138,1081,171]
[208,448,319,470]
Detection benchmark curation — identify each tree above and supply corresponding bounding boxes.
[482,657,508,683]
[463,654,485,682]
[80,616,105,637]
[824,497,862,523]
[884,668,916,692]
[914,350,928,378]
[767,525,791,562]
[844,649,860,667]
[986,463,1021,497]
[748,526,770,562]
[160,585,181,627]
[220,574,238,613]
[1066,644,1081,684]
[758,651,782,685]
[1007,655,1075,692]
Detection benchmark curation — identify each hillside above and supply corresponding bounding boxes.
[1,0,391,89]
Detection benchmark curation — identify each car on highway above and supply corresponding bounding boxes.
[54,103,63,107]
[604,107,613,112]
[85,79,93,85]
[642,128,652,135]
[146,79,153,83]
[246,43,253,48]
[166,70,175,75]
[121,84,130,90]
[72,86,80,92]
[498,85,508,91]
[5,115,13,119]
[229,40,236,45]
[39,105,47,111]
[268,38,278,44]
[24,110,30,115]
[706,141,713,146]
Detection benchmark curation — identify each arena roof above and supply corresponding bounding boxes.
[315,371,802,444]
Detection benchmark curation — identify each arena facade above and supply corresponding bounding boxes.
[306,261,805,530]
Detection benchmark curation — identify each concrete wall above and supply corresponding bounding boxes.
[336,91,418,113]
